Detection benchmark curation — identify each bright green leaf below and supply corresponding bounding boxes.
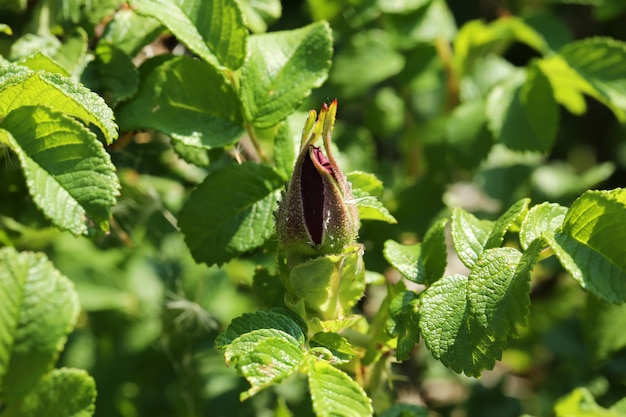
[450,207,492,269]
[0,106,119,235]
[240,21,333,128]
[519,202,568,250]
[9,34,61,61]
[307,357,373,417]
[8,368,96,417]
[16,52,70,76]
[0,248,80,402]
[130,0,247,70]
[179,162,284,266]
[0,64,118,144]
[560,37,626,121]
[419,274,504,377]
[548,188,626,303]
[352,189,397,223]
[347,171,384,197]
[116,55,243,149]
[238,0,282,33]
[225,328,305,400]
[383,0,457,47]
[215,309,306,348]
[310,332,358,364]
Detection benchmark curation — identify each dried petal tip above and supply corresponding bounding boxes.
[276,101,359,261]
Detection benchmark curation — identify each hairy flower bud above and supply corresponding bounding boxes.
[276,100,360,264]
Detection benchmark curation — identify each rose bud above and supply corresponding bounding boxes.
[276,100,360,265]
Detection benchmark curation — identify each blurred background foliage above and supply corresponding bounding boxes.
[1,0,626,416]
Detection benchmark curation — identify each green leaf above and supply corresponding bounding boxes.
[384,240,421,282]
[310,332,358,364]
[238,0,281,33]
[383,0,457,47]
[0,106,119,235]
[484,198,530,248]
[450,207,492,269]
[0,248,80,401]
[307,357,373,417]
[179,162,284,266]
[130,0,247,70]
[347,171,384,197]
[486,65,558,152]
[215,309,306,348]
[444,99,493,170]
[547,188,626,303]
[0,64,118,144]
[116,56,243,149]
[555,388,623,417]
[583,295,626,363]
[7,368,96,417]
[225,328,305,400]
[240,21,333,128]
[386,290,420,361]
[331,29,404,98]
[53,28,89,78]
[419,274,504,377]
[92,41,139,106]
[519,202,568,250]
[418,218,448,285]
[102,9,164,57]
[352,189,397,223]
[16,52,70,76]
[560,37,626,121]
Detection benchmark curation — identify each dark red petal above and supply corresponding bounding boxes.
[301,146,325,245]
[311,145,336,179]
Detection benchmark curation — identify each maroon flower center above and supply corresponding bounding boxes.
[300,146,335,245]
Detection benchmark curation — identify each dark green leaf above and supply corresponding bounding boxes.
[92,41,139,106]
[116,56,243,149]
[179,162,284,266]
[240,21,333,128]
[102,9,164,57]
[215,309,306,348]
[485,198,530,248]
[450,207,492,269]
[386,291,420,361]
[583,295,626,363]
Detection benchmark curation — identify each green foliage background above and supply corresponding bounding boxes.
[2,0,626,416]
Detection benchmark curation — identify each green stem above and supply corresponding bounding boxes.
[244,123,269,163]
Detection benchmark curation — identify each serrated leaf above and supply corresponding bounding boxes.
[419,274,504,377]
[130,0,247,70]
[225,328,305,400]
[520,202,568,250]
[583,295,626,363]
[353,189,397,223]
[92,41,139,106]
[467,246,535,342]
[307,357,373,417]
[0,248,80,401]
[560,37,626,121]
[0,64,118,144]
[485,198,530,248]
[548,188,626,303]
[384,240,421,282]
[0,106,119,235]
[179,162,283,266]
[486,65,558,152]
[386,291,420,361]
[116,55,243,149]
[8,368,96,417]
[450,207,493,269]
[215,309,306,348]
[309,315,363,334]
[240,21,333,128]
